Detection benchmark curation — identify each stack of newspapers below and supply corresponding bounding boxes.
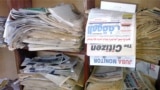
[19,53,84,90]
[0,78,20,90]
[136,8,160,64]
[0,17,6,47]
[124,71,156,90]
[85,7,136,68]
[85,66,124,90]
[4,4,84,52]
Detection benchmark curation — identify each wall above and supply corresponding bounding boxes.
[0,48,18,80]
[0,0,17,80]
[32,0,160,16]
[0,0,9,16]
[32,0,85,13]
[95,0,160,11]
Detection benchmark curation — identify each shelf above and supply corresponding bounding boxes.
[21,43,87,55]
[6,0,94,89]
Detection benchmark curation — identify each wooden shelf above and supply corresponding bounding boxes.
[7,0,93,88]
[21,43,87,55]
[6,0,160,90]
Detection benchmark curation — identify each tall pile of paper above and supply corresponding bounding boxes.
[136,8,160,64]
[18,53,84,90]
[4,4,84,52]
[85,7,136,67]
[0,17,6,47]
[85,66,123,90]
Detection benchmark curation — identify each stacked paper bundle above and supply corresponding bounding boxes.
[4,4,84,52]
[0,17,6,47]
[18,53,84,90]
[136,8,160,64]
[85,8,136,67]
[85,66,124,90]
[136,59,160,87]
[84,2,136,90]
[124,71,156,90]
[0,78,20,90]
[0,78,12,90]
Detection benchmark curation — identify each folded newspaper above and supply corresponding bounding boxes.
[136,59,159,80]
[124,71,156,90]
[85,8,136,44]
[85,8,136,68]
[19,53,84,90]
[85,66,123,90]
[4,4,84,52]
[21,53,83,81]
